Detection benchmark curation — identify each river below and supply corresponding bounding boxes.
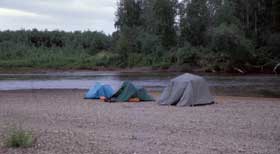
[0,71,279,97]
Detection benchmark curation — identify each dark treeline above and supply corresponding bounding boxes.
[0,0,280,73]
[114,0,280,73]
[0,30,114,68]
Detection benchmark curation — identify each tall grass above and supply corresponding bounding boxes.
[5,128,34,148]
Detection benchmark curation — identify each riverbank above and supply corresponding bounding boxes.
[0,67,278,75]
[0,89,279,154]
[0,67,176,74]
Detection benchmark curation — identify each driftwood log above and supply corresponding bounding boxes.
[233,67,245,74]
[273,63,280,74]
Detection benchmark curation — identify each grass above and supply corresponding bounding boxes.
[0,49,117,69]
[5,128,34,148]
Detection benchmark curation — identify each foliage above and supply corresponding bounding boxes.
[5,128,34,148]
[174,44,200,65]
[152,0,177,48]
[0,30,113,69]
[209,23,254,69]
[0,0,279,73]
[179,0,210,46]
[115,0,143,30]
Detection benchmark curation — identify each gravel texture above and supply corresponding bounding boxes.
[0,90,280,154]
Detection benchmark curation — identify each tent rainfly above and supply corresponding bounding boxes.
[85,83,114,99]
[158,73,214,106]
[111,81,154,102]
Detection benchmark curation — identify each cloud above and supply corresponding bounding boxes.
[0,8,44,17]
[0,0,117,34]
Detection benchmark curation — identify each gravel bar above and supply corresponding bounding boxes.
[0,90,280,154]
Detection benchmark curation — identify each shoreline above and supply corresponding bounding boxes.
[1,89,280,101]
[0,67,278,75]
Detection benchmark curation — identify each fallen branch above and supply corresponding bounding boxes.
[233,67,245,74]
[273,63,280,74]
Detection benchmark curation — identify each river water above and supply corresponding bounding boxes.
[0,71,279,97]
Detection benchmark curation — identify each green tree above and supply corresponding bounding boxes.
[179,0,210,46]
[152,0,177,48]
[115,0,143,31]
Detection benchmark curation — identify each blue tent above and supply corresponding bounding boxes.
[85,83,114,99]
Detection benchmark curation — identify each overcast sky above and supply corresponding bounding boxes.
[0,0,117,34]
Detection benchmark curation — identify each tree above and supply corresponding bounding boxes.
[179,0,210,46]
[272,0,280,32]
[152,0,177,48]
[115,0,143,31]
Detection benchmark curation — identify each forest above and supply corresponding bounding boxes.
[0,0,279,73]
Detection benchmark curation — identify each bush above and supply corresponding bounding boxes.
[174,45,201,65]
[93,51,119,67]
[198,51,230,72]
[267,33,280,59]
[209,23,254,69]
[136,32,161,54]
[5,128,34,148]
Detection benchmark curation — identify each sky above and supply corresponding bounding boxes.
[0,0,117,34]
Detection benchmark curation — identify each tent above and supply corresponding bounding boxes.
[158,73,214,106]
[85,83,114,99]
[111,81,154,102]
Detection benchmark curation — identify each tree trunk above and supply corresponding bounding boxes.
[246,3,250,31]
[255,10,258,34]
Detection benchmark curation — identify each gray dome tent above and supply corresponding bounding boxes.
[158,73,214,106]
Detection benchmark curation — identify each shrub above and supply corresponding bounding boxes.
[198,51,230,72]
[5,128,34,148]
[209,23,254,69]
[175,45,201,65]
[267,33,280,59]
[136,32,161,55]
[93,51,119,67]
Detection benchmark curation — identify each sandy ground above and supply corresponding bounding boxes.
[0,90,280,154]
